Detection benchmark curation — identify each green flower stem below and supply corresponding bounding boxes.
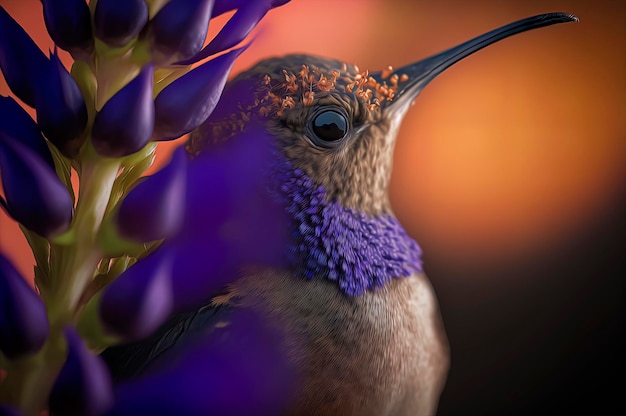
[47,151,121,320]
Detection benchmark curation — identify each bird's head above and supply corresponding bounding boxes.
[186,13,577,294]
[188,12,578,216]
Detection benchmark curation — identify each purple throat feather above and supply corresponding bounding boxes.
[278,162,422,297]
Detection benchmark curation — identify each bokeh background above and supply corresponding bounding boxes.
[1,0,624,414]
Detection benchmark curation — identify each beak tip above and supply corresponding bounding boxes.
[556,12,580,23]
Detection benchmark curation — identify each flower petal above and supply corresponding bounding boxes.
[0,95,54,169]
[0,135,73,238]
[42,0,93,55]
[147,0,215,64]
[152,46,246,141]
[208,0,290,18]
[179,2,267,65]
[94,0,149,48]
[49,327,114,416]
[105,309,294,416]
[210,0,291,17]
[0,6,50,107]
[211,0,247,17]
[177,0,291,65]
[169,125,289,310]
[0,254,49,359]
[116,147,186,242]
[92,64,155,158]
[35,50,88,158]
[99,252,174,341]
[193,76,259,132]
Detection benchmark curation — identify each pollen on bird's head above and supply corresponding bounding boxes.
[257,62,404,117]
[186,55,409,156]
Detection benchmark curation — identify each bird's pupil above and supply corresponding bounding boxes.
[312,111,347,142]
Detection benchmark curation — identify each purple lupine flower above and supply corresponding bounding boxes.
[99,252,174,340]
[49,327,114,416]
[1,1,294,414]
[92,64,155,157]
[41,0,93,56]
[152,46,246,140]
[105,310,294,416]
[0,254,49,359]
[0,135,73,238]
[0,6,49,107]
[94,0,149,48]
[116,147,187,242]
[166,123,289,310]
[0,95,54,169]
[147,0,215,65]
[35,50,88,158]
[100,124,288,336]
[178,0,290,65]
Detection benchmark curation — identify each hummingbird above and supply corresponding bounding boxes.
[102,13,578,416]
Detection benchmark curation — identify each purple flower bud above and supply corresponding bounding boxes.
[147,0,215,64]
[49,327,114,416]
[99,252,173,340]
[0,6,50,107]
[116,147,186,242]
[165,237,236,310]
[270,0,291,7]
[167,127,288,310]
[0,135,73,238]
[92,64,155,157]
[106,310,294,416]
[152,46,245,141]
[0,95,54,169]
[35,50,88,158]
[182,125,287,265]
[182,2,266,65]
[94,0,148,48]
[211,0,248,17]
[196,76,258,127]
[177,0,291,65]
[210,0,290,17]
[0,254,49,359]
[42,0,93,55]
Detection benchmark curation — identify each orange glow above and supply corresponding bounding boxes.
[1,0,625,282]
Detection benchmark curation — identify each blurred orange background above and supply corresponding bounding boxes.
[1,0,624,414]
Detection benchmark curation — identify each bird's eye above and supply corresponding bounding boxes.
[310,110,348,147]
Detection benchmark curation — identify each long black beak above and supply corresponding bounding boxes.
[375,12,578,110]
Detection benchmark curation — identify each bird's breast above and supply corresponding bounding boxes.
[229,270,449,416]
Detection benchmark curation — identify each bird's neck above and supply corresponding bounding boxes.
[278,162,423,297]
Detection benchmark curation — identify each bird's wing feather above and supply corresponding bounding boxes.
[100,302,232,382]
